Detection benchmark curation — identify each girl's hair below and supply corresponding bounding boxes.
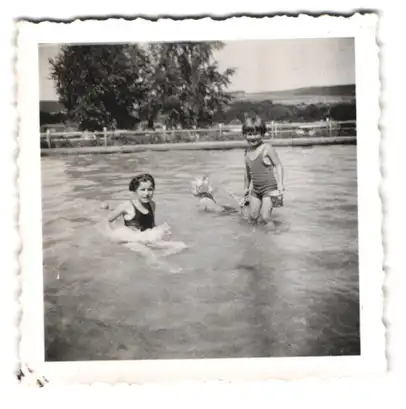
[242,116,267,136]
[129,173,155,192]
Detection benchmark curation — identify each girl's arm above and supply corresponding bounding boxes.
[107,202,127,223]
[150,200,157,227]
[150,201,171,237]
[265,144,285,191]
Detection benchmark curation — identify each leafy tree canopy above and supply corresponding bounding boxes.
[50,42,236,131]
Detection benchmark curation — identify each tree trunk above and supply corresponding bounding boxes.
[147,117,154,130]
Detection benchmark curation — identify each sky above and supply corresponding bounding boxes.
[39,38,355,101]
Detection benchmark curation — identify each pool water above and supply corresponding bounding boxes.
[42,145,360,361]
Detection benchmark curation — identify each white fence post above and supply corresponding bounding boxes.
[46,129,51,149]
[103,127,107,147]
[219,123,223,140]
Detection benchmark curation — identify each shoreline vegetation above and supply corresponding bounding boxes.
[40,119,356,153]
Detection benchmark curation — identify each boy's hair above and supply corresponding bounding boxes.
[129,173,155,192]
[242,116,267,136]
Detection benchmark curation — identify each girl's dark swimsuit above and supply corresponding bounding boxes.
[124,201,155,231]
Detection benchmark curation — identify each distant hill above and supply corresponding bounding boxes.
[230,84,356,104]
[260,84,355,97]
[298,84,355,96]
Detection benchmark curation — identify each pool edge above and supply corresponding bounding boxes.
[41,136,357,156]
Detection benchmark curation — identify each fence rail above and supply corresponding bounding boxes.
[40,120,356,149]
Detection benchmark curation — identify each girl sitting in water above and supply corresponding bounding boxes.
[104,173,187,264]
[243,116,285,224]
[106,174,166,240]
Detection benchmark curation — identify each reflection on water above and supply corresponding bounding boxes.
[42,145,360,361]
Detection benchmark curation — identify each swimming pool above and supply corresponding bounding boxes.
[42,145,360,361]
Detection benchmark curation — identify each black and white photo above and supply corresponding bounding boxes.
[17,16,384,383]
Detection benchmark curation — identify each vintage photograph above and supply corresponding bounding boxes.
[17,16,384,382]
[39,36,360,362]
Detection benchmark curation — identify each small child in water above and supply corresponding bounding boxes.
[191,175,250,216]
[243,116,285,224]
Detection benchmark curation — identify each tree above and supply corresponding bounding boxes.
[144,42,236,129]
[49,44,150,131]
[40,111,66,126]
[303,104,322,121]
[330,102,356,121]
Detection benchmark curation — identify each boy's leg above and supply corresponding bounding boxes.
[260,196,274,224]
[249,195,261,223]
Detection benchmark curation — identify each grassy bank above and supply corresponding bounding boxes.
[41,136,356,156]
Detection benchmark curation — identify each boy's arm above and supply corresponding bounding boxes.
[244,158,251,194]
[265,144,284,191]
[241,159,251,207]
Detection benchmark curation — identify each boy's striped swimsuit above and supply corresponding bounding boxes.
[245,146,278,199]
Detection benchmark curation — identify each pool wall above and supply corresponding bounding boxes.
[41,136,356,156]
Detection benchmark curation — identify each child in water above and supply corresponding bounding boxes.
[107,174,167,238]
[243,116,285,224]
[191,175,250,217]
[105,173,186,266]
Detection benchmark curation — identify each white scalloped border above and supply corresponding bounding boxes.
[15,13,385,386]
